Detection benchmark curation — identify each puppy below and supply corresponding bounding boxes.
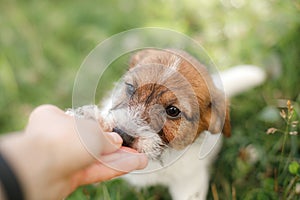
[68,49,266,200]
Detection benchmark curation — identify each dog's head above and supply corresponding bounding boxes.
[105,49,230,160]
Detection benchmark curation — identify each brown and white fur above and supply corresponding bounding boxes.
[68,49,266,200]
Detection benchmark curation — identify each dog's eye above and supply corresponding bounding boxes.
[166,106,181,118]
[125,83,135,96]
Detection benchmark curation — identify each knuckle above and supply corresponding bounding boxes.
[29,104,64,122]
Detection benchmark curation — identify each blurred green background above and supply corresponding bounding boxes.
[0,0,299,199]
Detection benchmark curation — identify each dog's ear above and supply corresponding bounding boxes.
[220,101,231,137]
[129,50,150,68]
[209,92,231,137]
[129,49,161,68]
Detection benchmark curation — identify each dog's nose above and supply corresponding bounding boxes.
[112,127,135,147]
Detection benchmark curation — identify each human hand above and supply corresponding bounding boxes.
[0,105,148,200]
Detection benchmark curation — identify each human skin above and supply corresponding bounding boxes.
[0,105,148,200]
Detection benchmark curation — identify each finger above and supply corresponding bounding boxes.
[25,105,103,170]
[69,162,126,192]
[26,105,65,135]
[29,105,123,155]
[99,147,148,172]
[28,104,65,124]
[74,149,148,185]
[74,118,105,161]
[100,132,122,154]
[99,146,138,162]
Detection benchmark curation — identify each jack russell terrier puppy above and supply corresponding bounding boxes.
[67,48,266,200]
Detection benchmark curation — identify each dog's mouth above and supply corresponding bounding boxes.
[112,127,136,148]
[112,126,168,162]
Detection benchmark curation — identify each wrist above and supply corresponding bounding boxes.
[0,133,34,200]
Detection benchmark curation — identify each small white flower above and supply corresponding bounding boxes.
[289,131,298,136]
[266,128,277,135]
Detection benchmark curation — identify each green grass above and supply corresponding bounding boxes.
[68,179,172,200]
[0,0,299,199]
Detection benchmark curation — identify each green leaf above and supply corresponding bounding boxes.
[288,161,300,175]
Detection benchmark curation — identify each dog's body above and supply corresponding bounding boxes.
[68,49,266,200]
[122,133,222,200]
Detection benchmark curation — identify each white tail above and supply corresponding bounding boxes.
[213,65,266,97]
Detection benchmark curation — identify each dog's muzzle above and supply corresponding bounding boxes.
[112,127,135,147]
